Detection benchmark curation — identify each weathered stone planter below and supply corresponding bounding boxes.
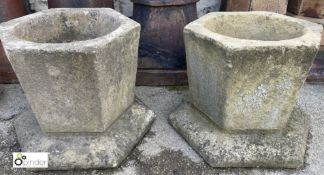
[170,12,322,168]
[0,8,155,169]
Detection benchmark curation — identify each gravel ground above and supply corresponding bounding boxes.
[0,83,323,175]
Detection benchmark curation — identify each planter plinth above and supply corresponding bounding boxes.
[169,103,309,168]
[15,99,155,170]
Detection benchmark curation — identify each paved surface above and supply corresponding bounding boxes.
[0,83,323,175]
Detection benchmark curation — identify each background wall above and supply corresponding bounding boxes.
[28,0,221,17]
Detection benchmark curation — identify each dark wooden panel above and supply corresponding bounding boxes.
[226,0,251,11]
[133,0,198,85]
[226,0,287,14]
[0,0,28,83]
[288,0,303,14]
[250,0,288,14]
[136,69,188,86]
[288,0,324,18]
[307,50,324,82]
[48,0,114,8]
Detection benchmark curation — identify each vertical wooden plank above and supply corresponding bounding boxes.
[250,0,288,14]
[287,0,304,15]
[288,0,324,18]
[226,0,251,11]
[0,0,28,83]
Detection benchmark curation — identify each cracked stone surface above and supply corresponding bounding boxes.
[0,84,323,174]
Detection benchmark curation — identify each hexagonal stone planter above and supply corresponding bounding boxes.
[0,8,155,170]
[170,12,322,168]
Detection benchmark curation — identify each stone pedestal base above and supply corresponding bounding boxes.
[169,103,309,168]
[14,100,155,170]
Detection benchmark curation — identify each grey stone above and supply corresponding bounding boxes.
[114,0,133,17]
[14,100,155,170]
[197,0,221,17]
[169,102,309,168]
[0,121,17,150]
[29,0,48,12]
[0,85,29,120]
[0,8,140,133]
[184,12,322,131]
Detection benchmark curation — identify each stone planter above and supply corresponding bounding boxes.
[0,8,155,169]
[170,12,322,168]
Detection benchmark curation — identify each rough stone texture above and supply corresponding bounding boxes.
[0,8,140,133]
[0,84,324,174]
[29,0,48,12]
[184,12,322,131]
[197,0,221,17]
[169,102,309,168]
[0,84,29,120]
[0,121,17,150]
[114,0,133,17]
[14,100,155,170]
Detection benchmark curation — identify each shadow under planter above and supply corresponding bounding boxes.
[0,8,155,170]
[170,12,322,168]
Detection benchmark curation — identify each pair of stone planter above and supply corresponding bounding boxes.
[0,8,322,170]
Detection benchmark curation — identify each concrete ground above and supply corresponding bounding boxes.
[0,83,323,175]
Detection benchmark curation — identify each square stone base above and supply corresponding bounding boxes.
[169,103,309,168]
[14,100,155,170]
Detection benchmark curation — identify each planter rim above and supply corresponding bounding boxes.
[0,8,140,52]
[132,0,199,6]
[185,12,323,50]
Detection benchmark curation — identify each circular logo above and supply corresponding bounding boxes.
[14,158,23,166]
[14,153,26,166]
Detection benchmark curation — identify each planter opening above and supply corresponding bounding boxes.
[204,14,304,41]
[14,10,120,43]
